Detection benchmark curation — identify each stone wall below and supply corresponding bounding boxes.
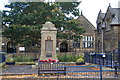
[57,52,84,57]
[95,25,120,53]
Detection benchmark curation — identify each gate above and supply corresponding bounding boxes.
[38,62,66,76]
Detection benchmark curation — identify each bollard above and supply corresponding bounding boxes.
[114,61,118,77]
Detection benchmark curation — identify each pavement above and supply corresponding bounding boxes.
[1,64,94,75]
[1,65,38,75]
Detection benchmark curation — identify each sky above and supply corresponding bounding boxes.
[79,0,119,27]
[0,0,120,27]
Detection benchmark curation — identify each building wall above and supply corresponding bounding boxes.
[2,14,95,55]
[95,26,120,53]
[95,6,120,53]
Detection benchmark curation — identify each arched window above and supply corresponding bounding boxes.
[7,41,16,53]
[60,42,68,52]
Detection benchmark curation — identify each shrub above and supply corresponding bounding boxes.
[6,58,14,62]
[14,56,33,62]
[76,58,84,63]
[57,55,82,62]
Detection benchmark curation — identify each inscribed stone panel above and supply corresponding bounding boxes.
[45,40,53,52]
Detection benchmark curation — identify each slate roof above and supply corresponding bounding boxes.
[96,10,105,24]
[101,13,105,19]
[96,7,120,25]
[110,8,120,25]
[77,14,95,34]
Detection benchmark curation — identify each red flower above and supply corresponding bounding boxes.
[39,59,59,63]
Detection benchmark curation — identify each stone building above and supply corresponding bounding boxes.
[95,4,120,54]
[1,12,95,56]
[76,12,95,53]
[58,12,95,55]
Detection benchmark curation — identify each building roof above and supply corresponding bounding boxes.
[101,13,105,19]
[77,13,95,34]
[110,8,120,25]
[96,5,120,25]
[96,10,105,23]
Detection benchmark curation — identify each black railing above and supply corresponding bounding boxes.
[38,64,120,80]
[84,52,120,67]
[0,52,6,63]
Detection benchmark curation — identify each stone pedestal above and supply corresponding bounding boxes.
[40,22,58,60]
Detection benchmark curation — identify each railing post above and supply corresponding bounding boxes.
[106,55,108,65]
[38,62,40,76]
[103,58,104,65]
[64,66,66,75]
[57,64,59,80]
[100,65,102,80]
[95,54,96,64]
[99,56,100,65]
[114,61,118,77]
[111,55,113,68]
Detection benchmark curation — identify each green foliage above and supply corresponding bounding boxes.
[57,55,81,62]
[0,62,6,68]
[2,2,84,47]
[14,56,33,62]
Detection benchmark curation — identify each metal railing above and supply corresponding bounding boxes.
[84,52,120,67]
[38,64,120,80]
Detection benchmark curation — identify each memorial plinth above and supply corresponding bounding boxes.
[40,22,58,60]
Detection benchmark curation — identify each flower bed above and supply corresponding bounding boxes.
[38,59,59,63]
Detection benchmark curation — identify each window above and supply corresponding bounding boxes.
[73,38,80,48]
[82,36,94,48]
[97,23,101,33]
[102,22,106,28]
[118,42,120,48]
[98,40,101,49]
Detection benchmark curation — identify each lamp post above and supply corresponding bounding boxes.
[101,22,105,65]
[101,22,105,53]
[101,28,104,54]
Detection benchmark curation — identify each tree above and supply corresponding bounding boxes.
[2,2,84,48]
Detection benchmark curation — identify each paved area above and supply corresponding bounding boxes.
[2,65,38,75]
[1,65,93,75]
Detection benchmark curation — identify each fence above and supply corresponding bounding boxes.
[84,52,120,67]
[0,52,6,63]
[38,63,66,76]
[38,64,120,80]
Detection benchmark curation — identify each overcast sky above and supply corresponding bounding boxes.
[0,0,120,27]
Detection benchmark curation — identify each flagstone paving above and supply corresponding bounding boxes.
[1,65,93,75]
[2,65,38,75]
